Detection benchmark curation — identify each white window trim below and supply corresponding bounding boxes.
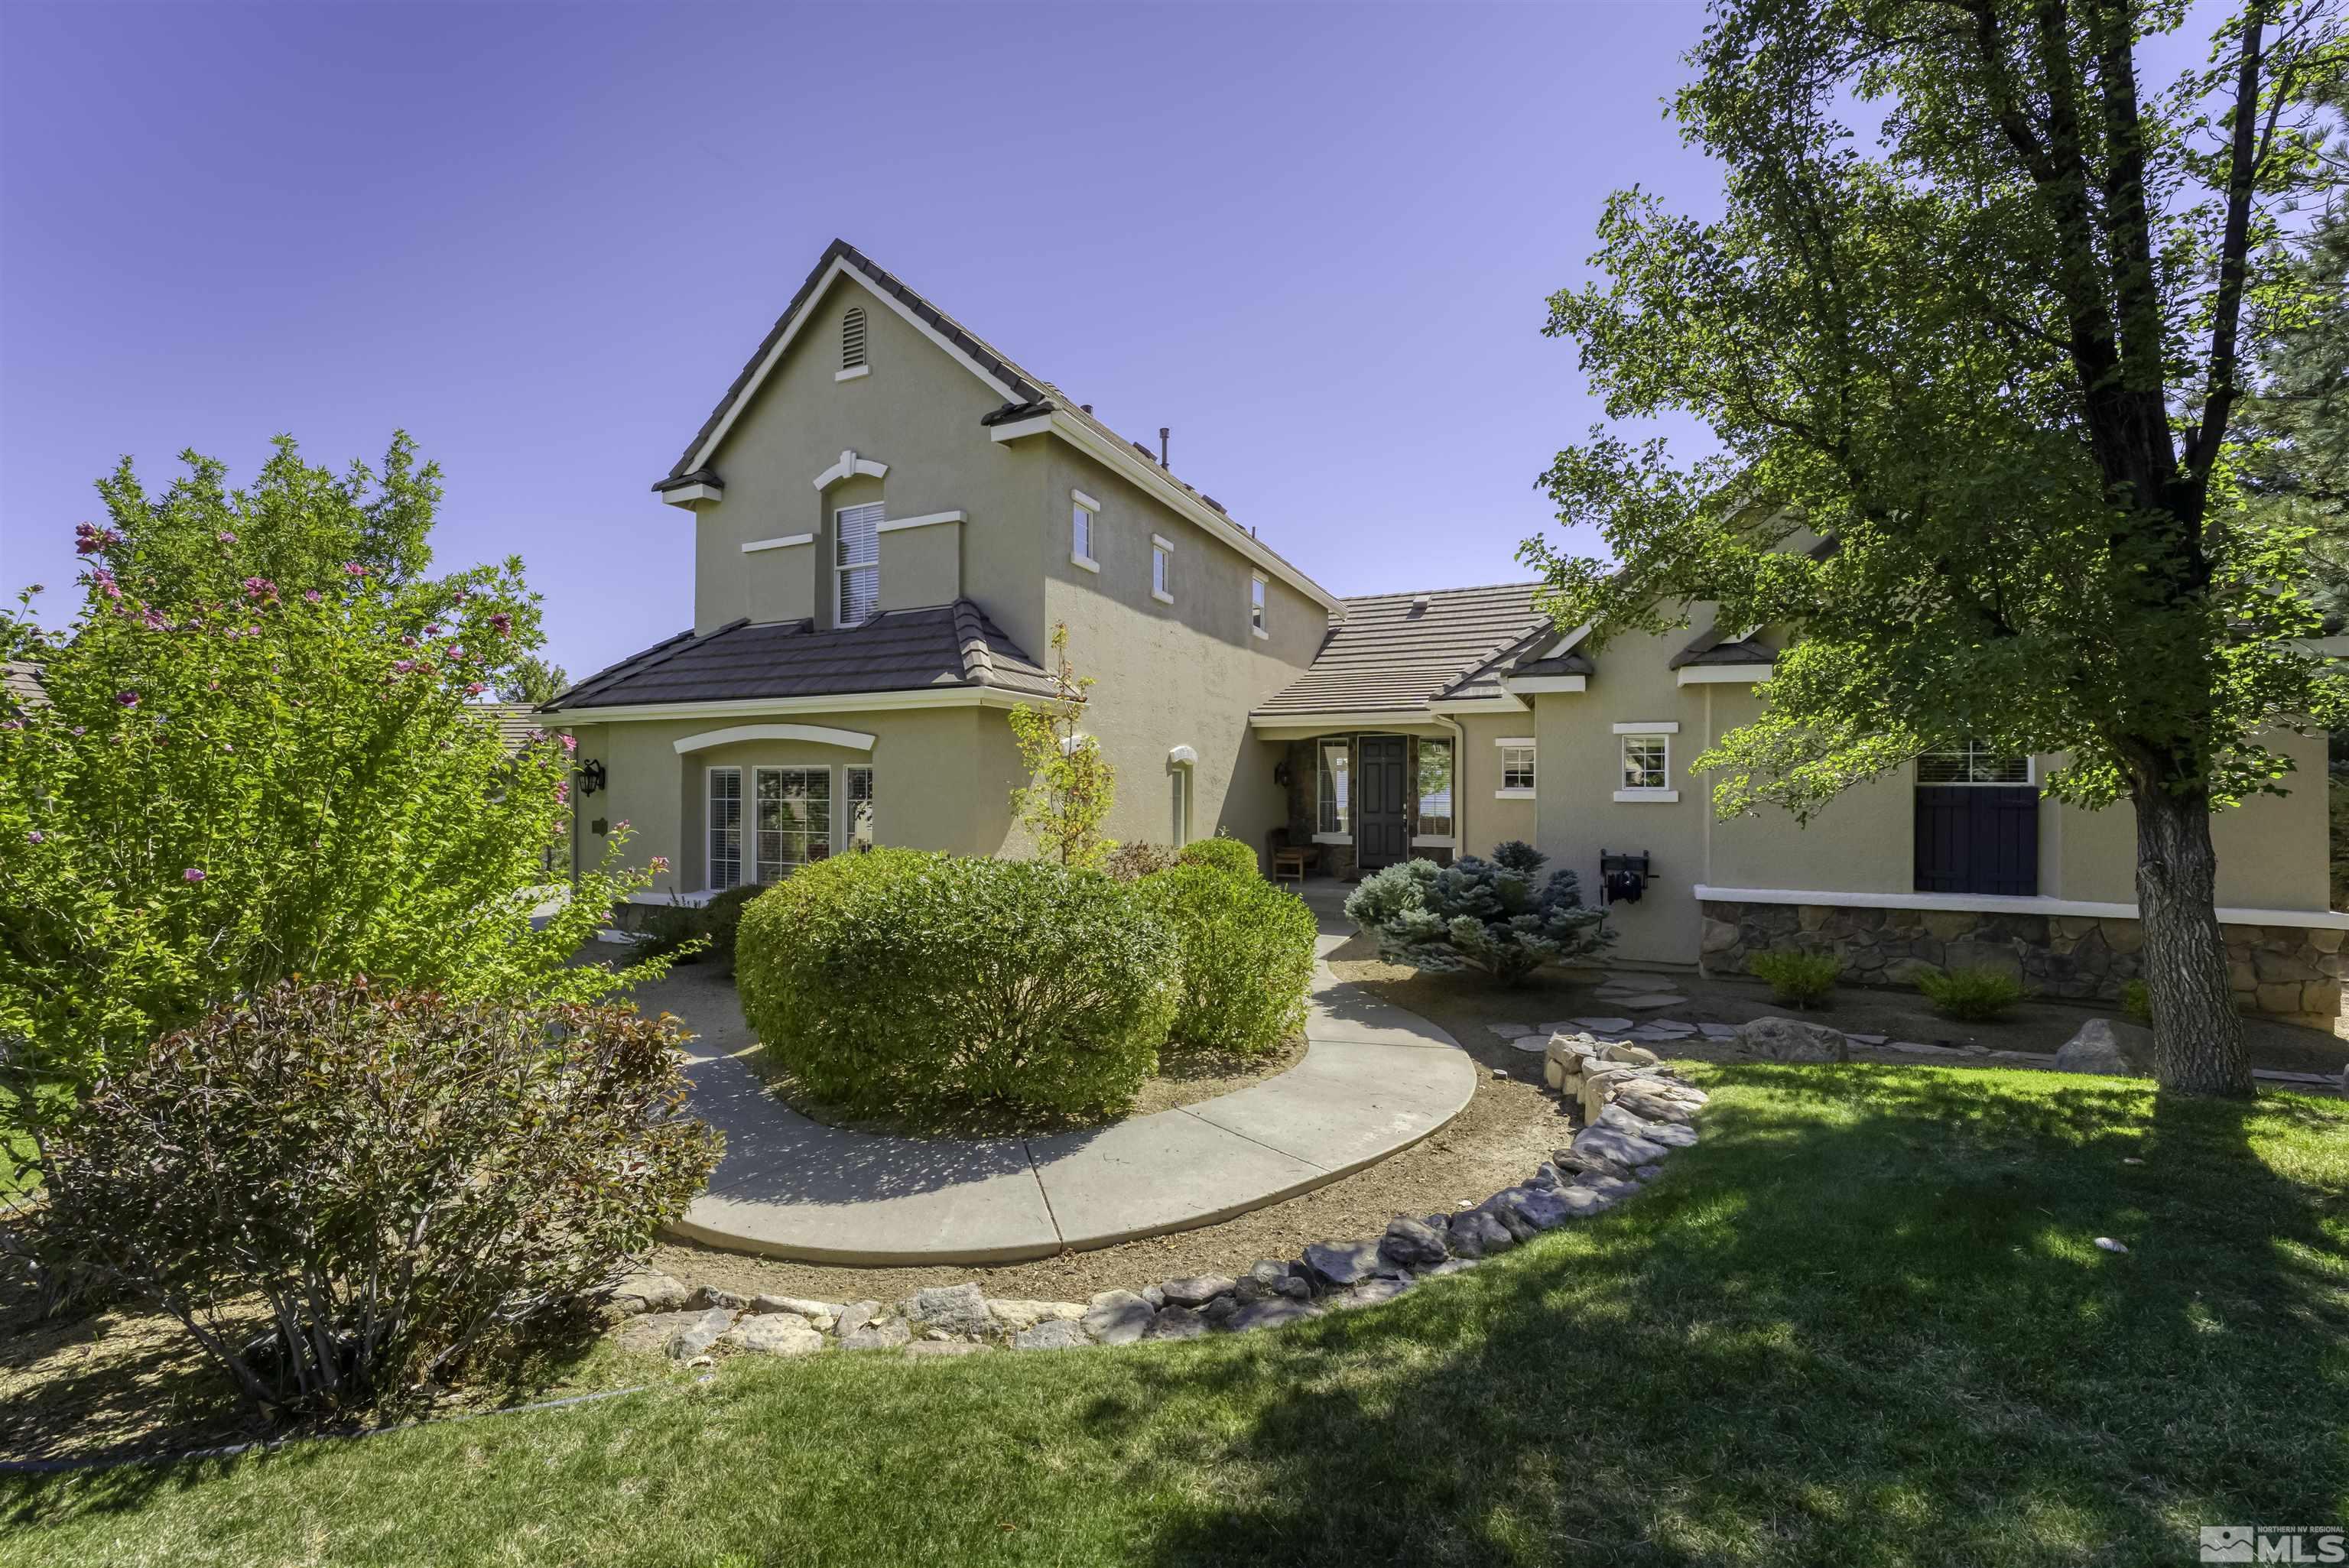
[1249,573,1269,639]
[673,722,875,755]
[1315,738,1353,837]
[1493,787,1537,800]
[835,500,882,627]
[1612,720,1680,735]
[1411,833,1456,849]
[876,510,964,534]
[1618,732,1673,797]
[811,449,889,491]
[751,763,834,882]
[1071,491,1100,573]
[844,764,876,852]
[1494,735,1535,748]
[742,534,814,554]
[707,765,745,891]
[1496,739,1537,797]
[1151,534,1175,605]
[833,365,871,383]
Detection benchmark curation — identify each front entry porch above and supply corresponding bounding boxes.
[1265,730,1458,881]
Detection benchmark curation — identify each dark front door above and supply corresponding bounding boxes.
[1356,736,1410,870]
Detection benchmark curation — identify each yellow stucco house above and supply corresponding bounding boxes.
[544,240,2344,1028]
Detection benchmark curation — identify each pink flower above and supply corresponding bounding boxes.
[343,562,368,576]
[91,566,122,601]
[615,820,629,832]
[1,719,20,732]
[139,608,167,630]
[242,576,277,603]
[117,690,138,708]
[25,830,42,843]
[74,521,121,555]
[489,612,513,637]
[424,624,442,637]
[392,660,415,675]
[183,867,206,883]
[304,589,321,602]
[216,531,236,545]
[554,781,570,805]
[649,855,670,874]
[466,681,487,696]
[560,732,577,753]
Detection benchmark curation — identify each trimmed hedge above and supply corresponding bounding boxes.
[1176,835,1261,878]
[1136,864,1317,1053]
[736,850,1181,1117]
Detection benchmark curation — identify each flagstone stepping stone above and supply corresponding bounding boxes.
[1509,1034,1549,1053]
[1618,993,1691,1010]
[1698,1022,1740,1040]
[1845,1032,1889,1046]
[1571,1017,1636,1033]
[1889,1040,1963,1054]
[1486,1023,1535,1038]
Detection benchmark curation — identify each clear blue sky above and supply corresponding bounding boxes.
[1,2,1727,680]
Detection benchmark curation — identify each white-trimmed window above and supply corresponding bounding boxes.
[841,306,867,371]
[1317,739,1351,835]
[1620,734,1671,792]
[1151,535,1174,604]
[708,766,745,890]
[836,501,882,625]
[1496,739,1536,797]
[1071,491,1099,571]
[1415,738,1454,838]
[754,766,832,880]
[845,765,876,852]
[1917,743,2032,784]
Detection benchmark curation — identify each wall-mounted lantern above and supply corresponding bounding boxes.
[577,758,608,796]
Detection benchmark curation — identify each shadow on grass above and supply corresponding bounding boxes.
[1100,1066,2349,1565]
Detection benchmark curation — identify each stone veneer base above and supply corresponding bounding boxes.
[1699,899,2345,1031]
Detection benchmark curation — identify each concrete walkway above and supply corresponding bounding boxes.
[666,893,1476,1266]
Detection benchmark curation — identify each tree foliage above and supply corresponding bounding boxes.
[1522,0,2347,1094]
[1007,622,1117,870]
[0,437,667,1112]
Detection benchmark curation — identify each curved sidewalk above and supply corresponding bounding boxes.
[666,929,1477,1266]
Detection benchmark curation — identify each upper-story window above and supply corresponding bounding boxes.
[1496,739,1536,797]
[1917,743,2031,784]
[1152,535,1174,605]
[836,501,882,625]
[1249,573,1268,637]
[1071,490,1099,572]
[841,307,867,371]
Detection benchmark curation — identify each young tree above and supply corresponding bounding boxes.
[0,439,667,1118]
[1524,0,2347,1096]
[1007,622,1117,869]
[494,651,572,707]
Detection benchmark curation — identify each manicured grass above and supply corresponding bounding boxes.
[5,1065,2344,1566]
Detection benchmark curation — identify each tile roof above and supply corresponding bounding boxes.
[658,239,1328,598]
[547,601,1057,713]
[3,661,45,710]
[1253,583,1557,718]
[1667,622,1776,669]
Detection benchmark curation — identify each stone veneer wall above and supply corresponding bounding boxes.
[1699,899,2346,1031]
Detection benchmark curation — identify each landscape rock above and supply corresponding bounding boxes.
[1143,1306,1210,1341]
[671,1307,738,1359]
[723,1315,825,1357]
[1140,1284,1167,1310]
[1553,1144,1634,1181]
[840,1318,912,1352]
[1418,1258,1478,1277]
[1574,1123,1672,1169]
[1158,1275,1237,1308]
[606,1271,689,1316]
[1737,1016,1850,1063]
[1199,1294,1243,1324]
[1302,1239,1386,1289]
[1613,1086,1694,1126]
[987,1299,1087,1334]
[750,1295,843,1328]
[1529,1161,1564,1189]
[904,1282,992,1338]
[1377,1216,1451,1269]
[835,1300,882,1339]
[1235,1260,1310,1303]
[1477,1193,1539,1243]
[1012,1319,1094,1352]
[614,1307,729,1356]
[1573,1172,1638,1199]
[1603,1042,1661,1066]
[1553,1185,1616,1217]
[1332,1277,1412,1310]
[1226,1298,1321,1333]
[2053,1018,2154,1076]
[1083,1289,1158,1346]
[1499,1185,1576,1231]
[1444,1206,1516,1259]
[690,1287,750,1312]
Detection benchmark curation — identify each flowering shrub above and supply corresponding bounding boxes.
[736,850,1179,1117]
[34,981,721,1417]
[0,436,664,1117]
[1345,842,1612,985]
[1134,864,1316,1053]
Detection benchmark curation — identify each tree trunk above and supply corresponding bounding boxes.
[2131,782,2253,1097]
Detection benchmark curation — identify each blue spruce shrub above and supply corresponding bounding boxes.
[1344,843,1611,985]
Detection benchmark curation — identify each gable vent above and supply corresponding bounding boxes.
[841,307,868,370]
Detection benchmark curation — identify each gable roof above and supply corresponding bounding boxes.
[1667,622,1776,669]
[1252,583,1555,718]
[657,239,1341,614]
[545,601,1057,713]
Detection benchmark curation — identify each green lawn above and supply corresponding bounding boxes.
[6,1065,2344,1567]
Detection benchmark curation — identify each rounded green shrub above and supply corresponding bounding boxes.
[1747,948,1841,1007]
[1103,841,1179,881]
[1136,863,1317,1053]
[2121,978,2152,1026]
[1917,964,2026,1021]
[736,850,1180,1117]
[1176,834,1261,878]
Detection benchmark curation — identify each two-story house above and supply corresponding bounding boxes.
[546,239,2346,1031]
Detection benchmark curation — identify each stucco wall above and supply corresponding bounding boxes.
[561,704,1025,893]
[1454,712,1537,855]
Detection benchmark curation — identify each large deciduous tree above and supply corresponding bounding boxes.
[1523,0,2347,1096]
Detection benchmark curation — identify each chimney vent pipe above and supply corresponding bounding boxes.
[1158,427,1170,467]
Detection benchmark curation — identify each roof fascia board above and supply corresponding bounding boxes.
[672,722,877,755]
[1427,696,1528,715]
[546,687,1022,724]
[1248,709,1452,738]
[1676,664,1772,686]
[685,260,1026,477]
[1502,674,1587,693]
